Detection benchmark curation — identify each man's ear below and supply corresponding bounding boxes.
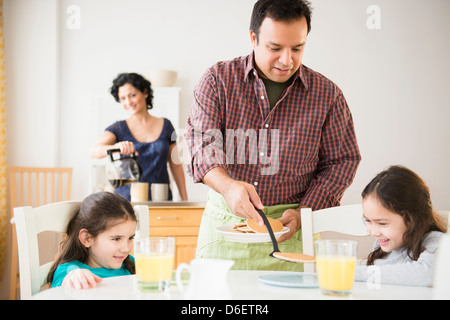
[78,229,92,248]
[250,30,258,49]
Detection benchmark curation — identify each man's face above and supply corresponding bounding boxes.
[251,16,308,83]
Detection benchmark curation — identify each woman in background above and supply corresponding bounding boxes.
[91,72,187,201]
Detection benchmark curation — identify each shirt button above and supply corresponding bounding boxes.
[259,152,264,157]
[264,123,269,128]
[253,181,259,186]
[261,95,265,100]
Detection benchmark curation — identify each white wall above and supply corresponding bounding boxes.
[5,0,450,209]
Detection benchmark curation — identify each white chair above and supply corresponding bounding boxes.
[438,210,449,231]
[433,234,450,299]
[14,200,149,299]
[13,201,81,299]
[9,166,73,299]
[134,205,149,238]
[301,204,369,272]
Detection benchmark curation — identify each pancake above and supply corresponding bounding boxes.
[247,217,283,233]
[272,252,316,263]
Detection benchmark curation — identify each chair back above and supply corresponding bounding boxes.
[14,201,81,299]
[14,200,149,299]
[134,205,149,238]
[9,167,72,210]
[433,234,450,299]
[438,210,449,231]
[9,166,72,300]
[301,205,369,272]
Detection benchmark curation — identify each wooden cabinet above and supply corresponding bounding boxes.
[148,206,204,267]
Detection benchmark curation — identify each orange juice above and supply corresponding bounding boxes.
[136,253,174,282]
[316,256,356,293]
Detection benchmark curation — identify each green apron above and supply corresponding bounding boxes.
[196,190,304,271]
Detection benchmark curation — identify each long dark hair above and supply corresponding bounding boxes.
[362,165,446,265]
[47,192,136,285]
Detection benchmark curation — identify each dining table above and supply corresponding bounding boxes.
[31,270,433,301]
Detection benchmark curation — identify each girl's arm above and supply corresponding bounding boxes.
[355,232,443,287]
[61,268,103,289]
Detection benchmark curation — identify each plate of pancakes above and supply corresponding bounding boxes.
[216,217,289,243]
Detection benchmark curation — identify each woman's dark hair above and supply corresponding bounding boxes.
[47,192,137,285]
[250,0,313,42]
[362,165,446,265]
[110,72,154,110]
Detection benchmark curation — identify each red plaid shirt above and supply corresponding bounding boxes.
[185,53,361,210]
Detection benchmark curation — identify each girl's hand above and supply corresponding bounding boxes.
[61,269,103,289]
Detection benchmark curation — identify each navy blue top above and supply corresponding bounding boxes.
[105,118,176,201]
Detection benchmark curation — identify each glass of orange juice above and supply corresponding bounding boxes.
[135,237,175,292]
[315,240,357,296]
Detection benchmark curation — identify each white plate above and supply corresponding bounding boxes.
[215,225,290,243]
[258,273,319,288]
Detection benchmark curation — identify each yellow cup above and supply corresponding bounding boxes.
[135,237,175,292]
[315,240,357,296]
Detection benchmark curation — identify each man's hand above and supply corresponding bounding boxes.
[277,208,303,243]
[203,168,264,225]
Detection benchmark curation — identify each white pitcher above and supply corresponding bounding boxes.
[175,258,234,300]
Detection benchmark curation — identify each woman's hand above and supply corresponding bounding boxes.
[61,269,102,289]
[116,141,137,156]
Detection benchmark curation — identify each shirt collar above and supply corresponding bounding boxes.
[244,51,309,91]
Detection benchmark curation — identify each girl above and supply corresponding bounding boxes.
[355,165,447,286]
[47,192,137,289]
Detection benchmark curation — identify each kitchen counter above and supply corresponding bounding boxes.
[131,201,206,207]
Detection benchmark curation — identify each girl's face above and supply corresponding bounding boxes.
[82,219,136,269]
[118,83,148,115]
[362,195,408,253]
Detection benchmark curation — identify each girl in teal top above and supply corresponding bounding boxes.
[47,192,137,289]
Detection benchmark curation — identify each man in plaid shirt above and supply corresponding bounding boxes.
[184,0,361,269]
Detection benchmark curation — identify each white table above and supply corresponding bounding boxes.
[31,270,432,300]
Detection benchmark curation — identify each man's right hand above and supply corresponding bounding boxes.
[203,168,264,225]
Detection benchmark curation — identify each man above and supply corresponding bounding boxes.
[185,0,361,270]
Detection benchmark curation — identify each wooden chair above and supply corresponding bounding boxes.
[301,205,370,272]
[13,201,149,299]
[9,166,72,300]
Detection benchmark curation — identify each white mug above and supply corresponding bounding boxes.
[151,183,168,201]
[175,258,234,300]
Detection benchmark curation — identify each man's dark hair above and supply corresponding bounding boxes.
[250,0,312,42]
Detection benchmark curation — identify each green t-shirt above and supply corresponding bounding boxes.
[261,77,292,109]
[51,256,134,287]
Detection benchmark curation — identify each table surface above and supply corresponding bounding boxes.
[31,270,433,300]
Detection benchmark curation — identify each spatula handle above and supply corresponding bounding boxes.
[255,208,280,253]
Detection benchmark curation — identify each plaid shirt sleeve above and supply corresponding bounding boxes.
[185,68,227,183]
[299,89,361,210]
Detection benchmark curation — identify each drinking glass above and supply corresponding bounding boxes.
[315,240,357,296]
[135,237,175,292]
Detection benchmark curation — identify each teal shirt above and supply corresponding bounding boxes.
[51,256,134,288]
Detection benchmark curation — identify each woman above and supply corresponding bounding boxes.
[91,73,187,201]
